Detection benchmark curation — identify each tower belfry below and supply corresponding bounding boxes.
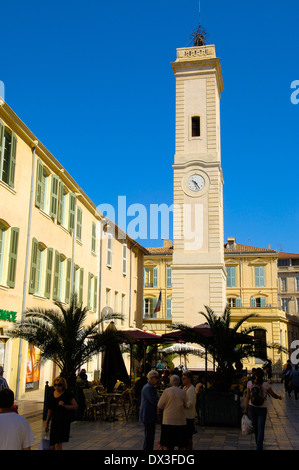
[171,38,226,326]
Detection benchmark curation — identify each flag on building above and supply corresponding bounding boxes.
[154,291,162,314]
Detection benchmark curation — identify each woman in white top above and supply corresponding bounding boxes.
[182,371,197,450]
[244,367,282,450]
[158,375,188,450]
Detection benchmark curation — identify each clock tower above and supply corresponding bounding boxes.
[171,44,226,326]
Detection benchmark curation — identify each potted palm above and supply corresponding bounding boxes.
[170,305,284,427]
[8,294,124,388]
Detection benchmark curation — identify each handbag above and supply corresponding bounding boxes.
[38,434,51,450]
[241,414,254,436]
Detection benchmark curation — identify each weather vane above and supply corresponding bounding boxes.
[189,0,208,46]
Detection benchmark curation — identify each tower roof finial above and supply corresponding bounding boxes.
[188,0,208,46]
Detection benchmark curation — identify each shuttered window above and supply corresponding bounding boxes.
[255,266,265,287]
[7,227,19,288]
[79,268,84,305]
[52,250,60,300]
[122,243,127,275]
[91,222,96,253]
[166,298,172,318]
[65,258,72,303]
[106,234,113,268]
[45,248,53,298]
[226,266,236,287]
[0,122,17,189]
[76,207,82,241]
[50,175,59,218]
[167,267,172,288]
[68,193,76,232]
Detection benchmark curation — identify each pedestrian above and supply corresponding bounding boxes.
[139,370,160,451]
[182,370,197,450]
[289,365,299,400]
[243,367,282,450]
[0,388,34,450]
[45,376,78,450]
[0,366,8,390]
[158,374,188,450]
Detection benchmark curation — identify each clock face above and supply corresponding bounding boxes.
[188,174,205,191]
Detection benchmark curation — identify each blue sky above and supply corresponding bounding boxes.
[1,0,298,253]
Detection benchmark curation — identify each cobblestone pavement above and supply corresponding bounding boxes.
[16,384,299,451]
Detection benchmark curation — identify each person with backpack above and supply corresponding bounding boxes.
[243,368,282,450]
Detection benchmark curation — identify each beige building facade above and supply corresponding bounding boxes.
[0,101,145,398]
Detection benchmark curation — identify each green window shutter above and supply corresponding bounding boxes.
[57,182,64,224]
[167,267,172,288]
[250,297,256,308]
[88,273,92,310]
[0,119,4,172]
[94,276,98,311]
[29,237,38,293]
[226,266,236,287]
[50,175,59,218]
[91,222,96,252]
[260,297,266,307]
[8,132,17,188]
[44,248,53,298]
[143,299,146,318]
[76,207,82,241]
[65,258,71,303]
[68,193,76,232]
[255,266,265,287]
[7,227,19,288]
[166,298,172,318]
[52,250,60,300]
[153,268,158,288]
[79,268,84,305]
[236,297,242,307]
[35,159,43,208]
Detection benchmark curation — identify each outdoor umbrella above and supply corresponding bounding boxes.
[100,322,130,392]
[120,327,163,376]
[159,343,206,367]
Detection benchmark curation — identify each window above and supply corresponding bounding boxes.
[254,266,265,287]
[0,121,17,188]
[121,294,126,325]
[106,234,113,268]
[58,183,68,226]
[122,243,127,275]
[191,116,200,137]
[114,291,119,313]
[278,259,290,267]
[52,251,66,302]
[281,298,289,313]
[76,207,83,241]
[87,274,98,311]
[251,297,266,308]
[143,298,154,318]
[281,278,287,292]
[29,238,45,295]
[167,267,172,288]
[91,222,96,253]
[227,297,242,308]
[105,288,111,307]
[226,266,236,287]
[36,159,51,212]
[296,278,299,291]
[0,224,7,284]
[144,267,158,288]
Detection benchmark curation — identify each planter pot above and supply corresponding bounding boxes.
[199,390,241,427]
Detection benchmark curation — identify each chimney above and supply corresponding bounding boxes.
[226,237,236,250]
[163,239,173,248]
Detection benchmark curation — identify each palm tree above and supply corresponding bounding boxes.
[171,306,285,390]
[8,295,124,387]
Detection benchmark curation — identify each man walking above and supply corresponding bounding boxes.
[139,370,159,451]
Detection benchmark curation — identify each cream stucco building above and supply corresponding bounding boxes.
[0,101,146,398]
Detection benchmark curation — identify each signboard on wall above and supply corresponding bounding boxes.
[26,344,41,391]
